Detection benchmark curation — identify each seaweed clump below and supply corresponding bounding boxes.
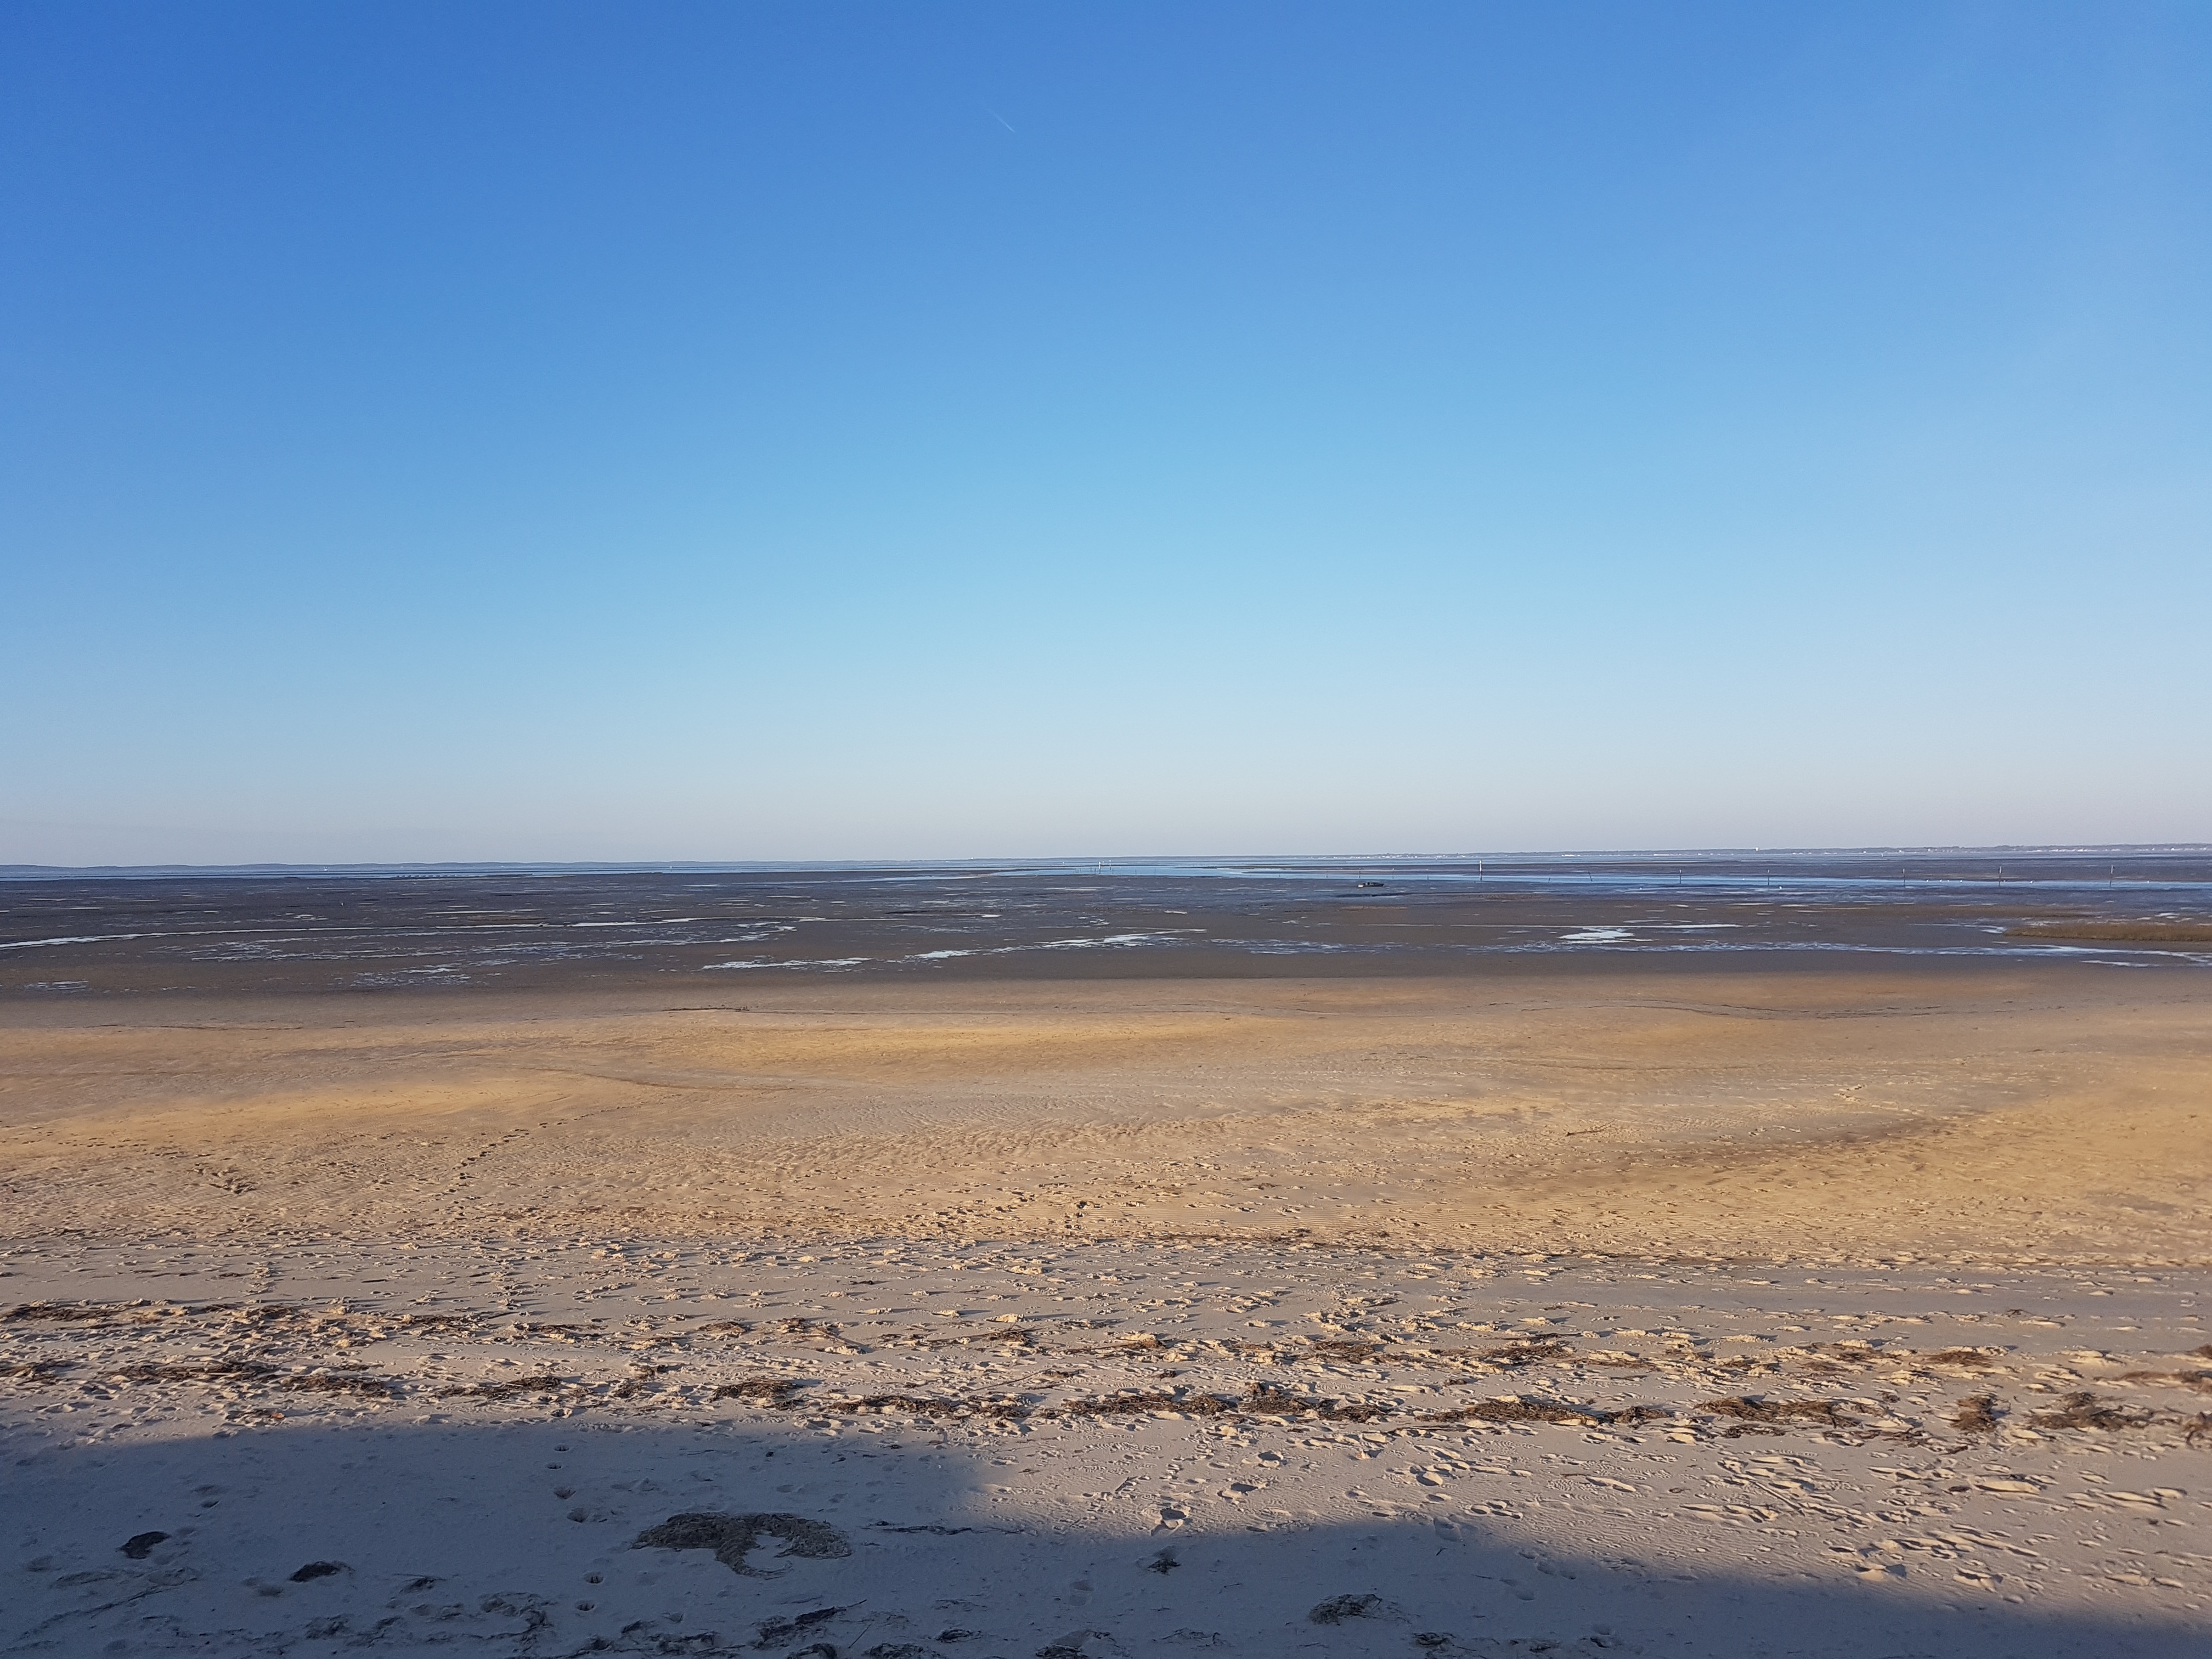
[435,1373,573,1402]
[829,1392,1028,1421]
[1240,1381,1391,1421]
[1055,1389,1233,1418]
[713,1374,807,1409]
[633,1512,850,1577]
[1419,1396,1660,1428]
[1951,1395,2002,1434]
[1699,1396,1860,1435]
[2028,1392,2155,1432]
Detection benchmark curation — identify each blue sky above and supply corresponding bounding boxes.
[4,2,2207,864]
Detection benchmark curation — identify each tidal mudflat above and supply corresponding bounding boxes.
[3,855,2208,1656]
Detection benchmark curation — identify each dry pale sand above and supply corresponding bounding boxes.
[4,967,2210,1656]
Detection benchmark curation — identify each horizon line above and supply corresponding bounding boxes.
[3,842,2208,881]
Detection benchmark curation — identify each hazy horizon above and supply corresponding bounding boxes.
[5,843,2209,881]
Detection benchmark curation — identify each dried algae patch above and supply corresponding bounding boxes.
[1951,1394,2003,1433]
[435,1372,574,1402]
[1302,1339,1386,1363]
[5,1302,131,1324]
[116,1358,397,1398]
[275,1371,398,1398]
[829,1392,1025,1420]
[1420,1396,1641,1427]
[2029,1391,2158,1431]
[631,1512,850,1577]
[1239,1381,1392,1421]
[1699,1396,1860,1432]
[1479,1341,1573,1368]
[1923,1348,1997,1369]
[712,1374,806,1408]
[1055,1389,1233,1418]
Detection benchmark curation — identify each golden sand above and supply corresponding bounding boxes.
[5,966,2209,1655]
[5,969,2205,1262]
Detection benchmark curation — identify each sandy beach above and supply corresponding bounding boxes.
[15,2,2210,1649]
[4,866,2209,1656]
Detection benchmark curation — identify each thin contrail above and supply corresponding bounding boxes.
[987,108,1016,134]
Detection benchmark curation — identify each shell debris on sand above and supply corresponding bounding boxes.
[4,1235,2209,1657]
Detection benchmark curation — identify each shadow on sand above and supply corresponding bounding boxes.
[4,1414,2198,1659]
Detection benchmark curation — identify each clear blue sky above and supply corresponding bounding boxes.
[4,2,2207,864]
